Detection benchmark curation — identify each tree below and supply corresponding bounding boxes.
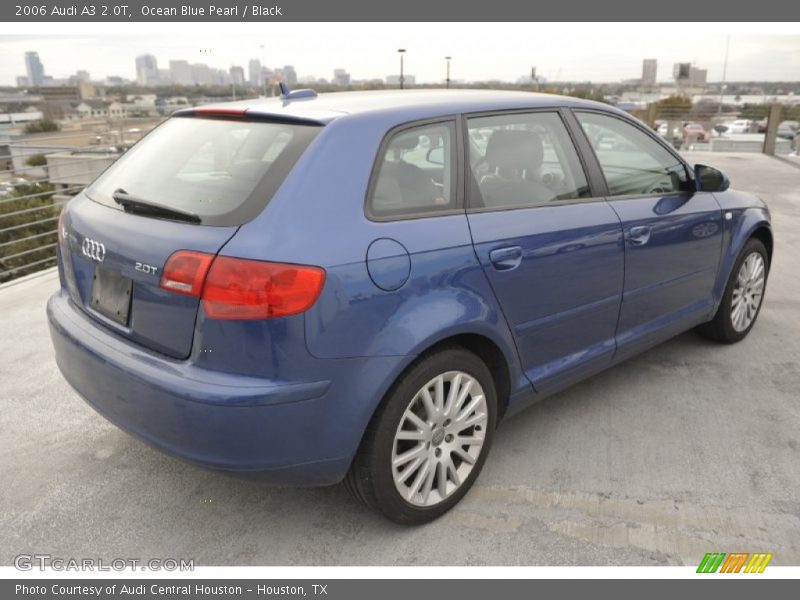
[0,182,59,283]
[656,96,692,123]
[23,119,61,134]
[25,153,47,167]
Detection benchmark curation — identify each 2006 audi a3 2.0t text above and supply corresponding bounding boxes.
[48,89,772,524]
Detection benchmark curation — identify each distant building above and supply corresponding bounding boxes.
[135,54,159,86]
[169,60,192,86]
[25,51,46,86]
[248,59,262,87]
[689,66,707,88]
[123,94,158,116]
[74,100,126,120]
[16,76,29,88]
[230,66,245,86]
[673,62,691,83]
[641,59,657,87]
[282,65,298,87]
[37,86,82,103]
[191,63,213,85]
[333,69,351,87]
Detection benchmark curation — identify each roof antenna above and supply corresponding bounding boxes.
[278,81,318,102]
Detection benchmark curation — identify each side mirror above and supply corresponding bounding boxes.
[426,146,445,165]
[694,164,730,192]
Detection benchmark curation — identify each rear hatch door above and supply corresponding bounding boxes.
[62,194,237,359]
[58,112,322,359]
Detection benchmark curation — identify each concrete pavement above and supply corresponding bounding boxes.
[1,153,798,566]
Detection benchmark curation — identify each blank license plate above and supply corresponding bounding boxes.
[90,266,132,325]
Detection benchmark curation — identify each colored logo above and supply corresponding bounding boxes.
[697,552,773,573]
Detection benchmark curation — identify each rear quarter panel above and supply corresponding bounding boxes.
[223,111,529,408]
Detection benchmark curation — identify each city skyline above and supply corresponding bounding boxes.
[1,26,799,87]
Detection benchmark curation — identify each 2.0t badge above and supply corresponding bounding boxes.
[81,238,105,262]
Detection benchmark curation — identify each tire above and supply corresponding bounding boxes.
[696,237,769,343]
[344,346,497,525]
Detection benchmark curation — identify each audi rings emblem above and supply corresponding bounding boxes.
[82,238,106,262]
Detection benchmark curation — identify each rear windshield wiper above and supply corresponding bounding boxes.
[112,189,201,224]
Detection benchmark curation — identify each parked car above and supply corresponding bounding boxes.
[726,119,753,134]
[656,122,682,138]
[777,120,799,140]
[48,89,773,524]
[683,122,708,141]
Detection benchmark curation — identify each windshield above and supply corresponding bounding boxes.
[86,116,321,226]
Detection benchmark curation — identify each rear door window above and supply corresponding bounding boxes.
[368,121,457,219]
[86,116,320,226]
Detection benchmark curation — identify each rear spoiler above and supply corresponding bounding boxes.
[172,105,329,126]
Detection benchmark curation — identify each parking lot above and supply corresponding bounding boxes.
[1,152,798,566]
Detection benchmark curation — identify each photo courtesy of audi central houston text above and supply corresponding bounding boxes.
[47,87,772,524]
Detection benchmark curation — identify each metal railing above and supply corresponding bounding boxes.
[633,101,799,154]
[0,155,123,282]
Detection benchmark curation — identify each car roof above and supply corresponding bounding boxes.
[175,89,618,126]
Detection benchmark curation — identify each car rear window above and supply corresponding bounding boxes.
[85,116,321,226]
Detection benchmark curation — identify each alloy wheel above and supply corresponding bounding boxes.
[391,371,488,507]
[731,251,766,332]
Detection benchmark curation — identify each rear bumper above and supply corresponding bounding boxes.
[47,290,403,485]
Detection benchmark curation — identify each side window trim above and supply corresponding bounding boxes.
[364,116,463,222]
[559,108,609,197]
[462,108,604,213]
[570,108,695,200]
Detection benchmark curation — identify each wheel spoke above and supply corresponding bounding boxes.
[407,458,431,500]
[455,394,484,423]
[444,373,463,417]
[403,410,430,434]
[445,454,461,487]
[752,260,764,282]
[393,443,426,467]
[419,462,435,504]
[737,271,748,286]
[457,435,484,446]
[453,446,476,465]
[396,428,428,441]
[457,411,487,432]
[434,375,445,416]
[436,460,447,499]
[419,387,437,421]
[398,456,424,483]
[452,378,474,417]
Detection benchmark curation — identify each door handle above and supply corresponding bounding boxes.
[489,246,522,271]
[628,225,652,246]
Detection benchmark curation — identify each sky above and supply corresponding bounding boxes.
[1,24,799,86]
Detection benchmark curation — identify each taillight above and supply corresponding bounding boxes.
[202,257,326,320]
[160,251,214,296]
[160,251,326,319]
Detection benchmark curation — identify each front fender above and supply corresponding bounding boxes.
[712,196,772,312]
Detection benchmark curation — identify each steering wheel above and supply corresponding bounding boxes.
[646,182,672,194]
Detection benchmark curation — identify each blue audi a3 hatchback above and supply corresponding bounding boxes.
[48,89,772,523]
